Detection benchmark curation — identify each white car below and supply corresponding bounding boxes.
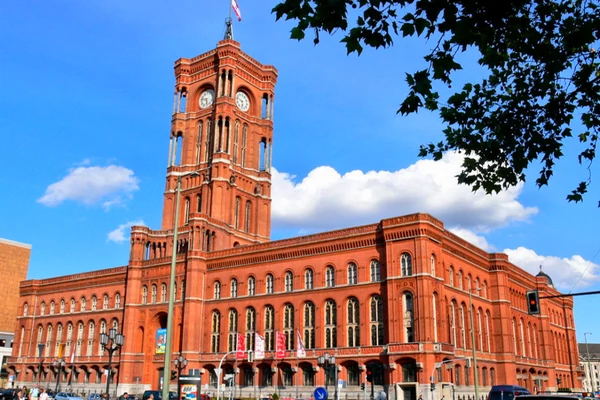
[54,393,84,400]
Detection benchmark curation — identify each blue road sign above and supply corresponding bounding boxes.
[314,387,328,400]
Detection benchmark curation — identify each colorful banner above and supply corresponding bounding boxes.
[255,333,265,360]
[276,331,286,359]
[236,333,245,359]
[57,343,65,358]
[296,331,306,358]
[155,328,166,354]
[180,384,197,400]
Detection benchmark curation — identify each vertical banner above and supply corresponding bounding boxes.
[57,343,65,358]
[236,333,245,359]
[155,328,167,354]
[296,331,306,358]
[276,331,286,359]
[255,333,265,360]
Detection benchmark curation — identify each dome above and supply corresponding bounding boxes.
[536,265,554,287]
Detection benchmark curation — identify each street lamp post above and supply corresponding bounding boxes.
[52,358,65,393]
[469,287,481,400]
[174,355,188,394]
[37,344,45,385]
[163,171,199,400]
[318,353,337,400]
[584,333,593,393]
[100,328,125,398]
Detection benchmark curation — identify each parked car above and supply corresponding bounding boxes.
[54,392,84,400]
[0,389,18,400]
[142,391,177,400]
[488,385,531,400]
[87,394,102,400]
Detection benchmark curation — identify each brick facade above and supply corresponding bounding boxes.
[0,238,31,333]
[8,39,583,399]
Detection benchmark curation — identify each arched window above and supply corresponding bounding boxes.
[115,293,121,309]
[228,309,238,352]
[76,322,84,356]
[40,302,46,316]
[233,120,240,164]
[304,269,314,289]
[400,253,412,276]
[303,302,315,349]
[284,271,293,292]
[60,299,65,314]
[161,283,167,302]
[370,260,381,282]
[50,301,55,315]
[347,263,357,285]
[431,254,436,276]
[231,279,238,298]
[245,307,256,351]
[141,286,148,304]
[87,322,95,356]
[432,293,439,342]
[458,270,463,290]
[80,297,86,312]
[55,324,63,355]
[70,298,76,313]
[264,306,275,351]
[91,296,97,311]
[45,325,53,357]
[244,200,251,233]
[324,300,337,348]
[450,301,457,346]
[325,266,335,287]
[370,295,384,345]
[214,281,221,299]
[284,304,294,349]
[266,274,274,294]
[449,267,455,287]
[241,124,248,167]
[248,277,255,296]
[23,303,29,317]
[459,304,466,348]
[184,197,190,223]
[103,294,109,310]
[403,292,414,343]
[234,197,241,229]
[151,285,157,303]
[347,297,360,347]
[211,311,220,353]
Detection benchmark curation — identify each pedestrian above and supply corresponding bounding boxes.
[29,385,39,400]
[39,389,48,400]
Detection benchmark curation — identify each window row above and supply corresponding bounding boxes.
[16,319,120,359]
[141,280,185,305]
[23,294,122,317]
[212,255,413,299]
[208,295,407,353]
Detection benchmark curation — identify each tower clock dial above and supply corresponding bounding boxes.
[235,91,250,112]
[199,89,215,109]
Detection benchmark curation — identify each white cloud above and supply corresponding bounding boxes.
[449,228,496,252]
[38,165,139,209]
[107,220,145,243]
[272,151,537,232]
[504,247,600,290]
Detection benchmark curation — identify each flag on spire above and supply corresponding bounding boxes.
[231,0,242,21]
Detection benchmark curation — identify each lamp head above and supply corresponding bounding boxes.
[115,333,125,346]
[99,333,109,346]
[109,329,117,340]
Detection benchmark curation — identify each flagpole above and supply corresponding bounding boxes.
[295,330,299,400]
[228,0,232,20]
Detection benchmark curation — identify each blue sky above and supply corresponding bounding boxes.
[1,1,599,343]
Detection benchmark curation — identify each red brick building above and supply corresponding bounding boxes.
[8,37,582,399]
[0,238,31,386]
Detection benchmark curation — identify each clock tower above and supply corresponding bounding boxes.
[162,38,277,251]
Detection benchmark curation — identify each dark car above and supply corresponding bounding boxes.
[488,385,531,400]
[142,391,177,400]
[1,389,18,400]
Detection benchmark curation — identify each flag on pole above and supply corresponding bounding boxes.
[276,331,286,359]
[236,333,246,360]
[255,333,265,360]
[57,343,65,358]
[296,331,306,358]
[231,0,242,21]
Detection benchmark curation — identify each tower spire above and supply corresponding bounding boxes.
[224,17,234,40]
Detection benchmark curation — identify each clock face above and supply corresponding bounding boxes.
[236,91,250,112]
[199,89,215,109]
